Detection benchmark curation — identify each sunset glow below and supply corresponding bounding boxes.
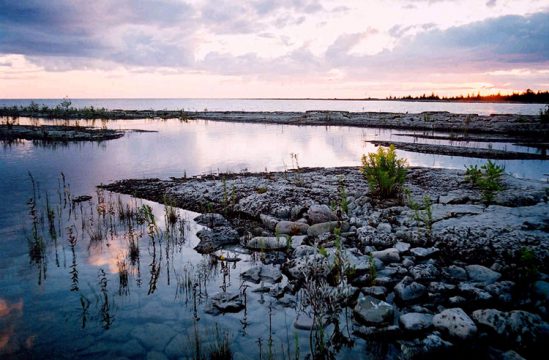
[0,0,548,98]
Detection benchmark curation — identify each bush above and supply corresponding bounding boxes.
[540,104,549,124]
[465,160,505,204]
[361,145,407,198]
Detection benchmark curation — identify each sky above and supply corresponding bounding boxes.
[0,0,548,99]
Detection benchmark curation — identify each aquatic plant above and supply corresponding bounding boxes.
[361,144,407,199]
[465,160,505,204]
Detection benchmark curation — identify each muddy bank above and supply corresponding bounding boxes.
[370,140,548,160]
[2,107,548,136]
[102,166,549,358]
[0,124,125,141]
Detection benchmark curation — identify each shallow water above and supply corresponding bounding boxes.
[0,98,546,115]
[0,118,547,358]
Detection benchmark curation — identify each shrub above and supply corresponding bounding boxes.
[540,104,549,124]
[361,145,407,198]
[465,160,505,204]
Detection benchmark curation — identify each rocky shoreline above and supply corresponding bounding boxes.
[102,166,549,359]
[2,107,548,137]
[0,124,125,142]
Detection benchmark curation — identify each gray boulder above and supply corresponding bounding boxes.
[410,247,439,258]
[260,213,279,231]
[307,204,337,224]
[433,308,477,340]
[465,265,501,285]
[353,295,394,325]
[194,213,231,227]
[240,265,282,284]
[307,221,349,236]
[275,221,309,235]
[246,236,289,250]
[195,226,239,253]
[399,313,434,332]
[371,248,400,263]
[394,277,427,302]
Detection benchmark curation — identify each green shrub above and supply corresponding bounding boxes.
[465,160,505,204]
[361,144,407,198]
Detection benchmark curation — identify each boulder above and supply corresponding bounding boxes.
[399,313,434,332]
[307,204,337,224]
[371,248,400,263]
[260,213,279,231]
[433,308,477,340]
[410,247,439,258]
[395,241,411,253]
[465,265,501,285]
[240,265,282,284]
[275,221,309,235]
[246,236,289,250]
[210,291,244,313]
[410,263,440,282]
[307,221,349,236]
[353,296,394,325]
[394,277,427,302]
[195,226,239,253]
[194,213,230,227]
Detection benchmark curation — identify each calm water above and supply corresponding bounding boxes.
[0,98,546,115]
[1,118,548,358]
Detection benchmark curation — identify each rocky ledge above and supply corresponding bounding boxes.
[0,124,125,141]
[102,166,549,358]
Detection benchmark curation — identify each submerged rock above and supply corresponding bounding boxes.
[399,312,434,332]
[195,226,239,253]
[240,265,283,284]
[433,308,477,340]
[210,291,244,313]
[353,295,394,325]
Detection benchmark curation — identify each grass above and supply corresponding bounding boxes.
[465,160,505,204]
[361,144,407,199]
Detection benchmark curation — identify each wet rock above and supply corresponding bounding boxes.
[354,325,401,339]
[195,226,239,253]
[353,295,394,325]
[410,263,440,282]
[458,283,493,302]
[211,250,241,262]
[194,213,230,227]
[501,350,526,360]
[399,333,453,359]
[472,309,549,348]
[394,277,427,302]
[118,339,145,358]
[428,282,456,295]
[485,281,515,304]
[534,280,549,301]
[285,254,332,280]
[294,312,323,330]
[465,265,501,285]
[210,291,244,313]
[72,195,92,203]
[395,241,411,253]
[307,221,349,236]
[449,296,466,305]
[277,294,297,307]
[361,286,388,298]
[307,204,337,224]
[371,248,400,263]
[164,334,189,359]
[275,221,309,235]
[410,247,439,259]
[260,214,279,231]
[443,265,468,281]
[433,308,477,340]
[400,312,434,332]
[240,265,282,284]
[147,350,169,360]
[130,323,177,351]
[246,236,289,250]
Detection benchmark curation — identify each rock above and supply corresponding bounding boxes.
[399,333,453,359]
[361,286,388,298]
[433,308,477,340]
[211,291,244,313]
[410,247,439,258]
[400,313,434,332]
[240,265,282,284]
[194,213,230,227]
[307,221,349,236]
[485,281,514,304]
[353,296,394,325]
[147,351,169,360]
[501,350,527,360]
[260,214,279,231]
[449,296,466,305]
[246,236,289,250]
[118,339,145,358]
[410,263,440,282]
[443,265,468,281]
[428,282,456,294]
[377,222,392,233]
[275,221,309,235]
[294,312,323,330]
[472,309,549,348]
[534,280,549,301]
[395,241,411,253]
[131,323,177,351]
[195,226,239,253]
[293,245,318,258]
[394,277,427,302]
[465,265,501,285]
[458,283,493,302]
[371,248,400,263]
[354,325,401,339]
[307,204,337,224]
[289,235,307,249]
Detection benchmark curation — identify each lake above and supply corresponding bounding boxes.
[0,117,547,358]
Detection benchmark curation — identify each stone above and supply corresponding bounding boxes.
[465,265,501,285]
[164,334,189,359]
[293,245,318,258]
[410,247,439,258]
[194,213,230,227]
[410,263,440,282]
[485,281,515,304]
[246,236,289,250]
[240,265,282,284]
[353,295,394,325]
[377,222,392,233]
[130,323,178,351]
[260,213,279,231]
[307,204,337,224]
[399,333,453,359]
[443,265,468,281]
[289,235,307,249]
[371,248,400,263]
[118,339,145,358]
[195,226,239,253]
[294,312,323,330]
[458,283,493,302]
[394,277,427,302]
[275,221,309,235]
[433,308,477,340]
[501,350,527,360]
[428,282,456,294]
[361,286,388,298]
[534,280,549,301]
[211,291,244,313]
[354,325,401,339]
[449,296,466,305]
[395,241,411,253]
[307,221,349,236]
[146,351,169,360]
[399,312,434,332]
